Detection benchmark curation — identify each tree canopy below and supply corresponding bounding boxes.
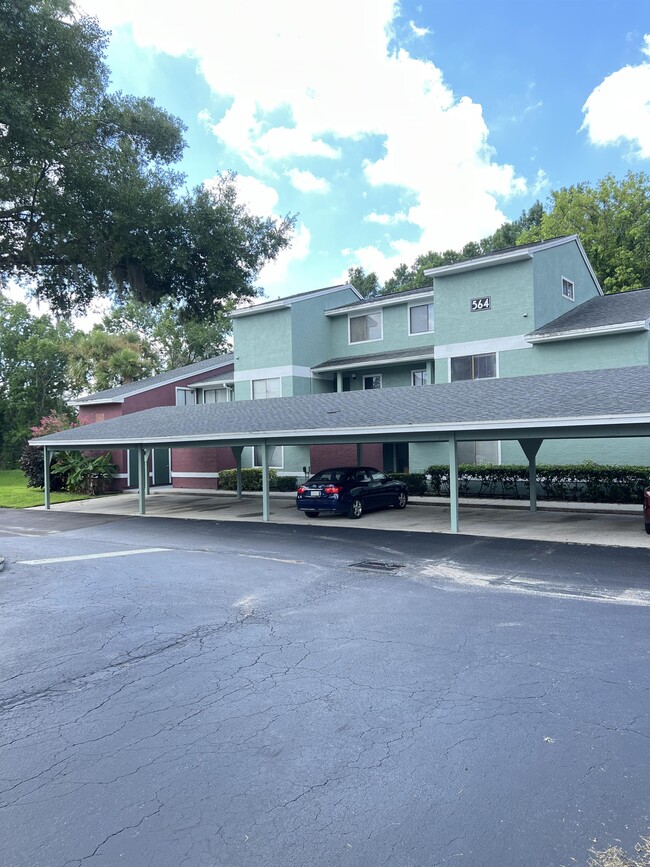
[0,0,294,317]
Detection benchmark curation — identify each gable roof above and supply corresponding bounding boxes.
[75,353,234,406]
[230,283,361,318]
[528,288,650,342]
[33,365,650,450]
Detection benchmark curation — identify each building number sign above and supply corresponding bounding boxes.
[470,296,491,312]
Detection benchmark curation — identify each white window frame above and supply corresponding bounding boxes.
[363,373,382,390]
[175,387,195,406]
[348,310,383,345]
[252,377,282,400]
[202,386,231,404]
[562,276,575,302]
[411,369,428,386]
[251,445,284,468]
[448,352,498,382]
[408,302,434,335]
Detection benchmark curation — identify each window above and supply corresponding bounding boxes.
[349,311,382,343]
[409,302,434,334]
[450,353,496,381]
[252,445,283,468]
[363,374,382,390]
[175,387,195,406]
[252,377,281,399]
[411,370,428,386]
[562,277,575,301]
[203,388,230,404]
[457,441,499,465]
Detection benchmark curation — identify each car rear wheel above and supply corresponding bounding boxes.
[645,522,650,535]
[394,491,408,509]
[305,510,320,518]
[348,497,363,519]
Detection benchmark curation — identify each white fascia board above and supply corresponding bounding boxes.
[71,397,125,406]
[231,284,361,319]
[28,411,650,451]
[527,320,650,344]
[314,353,434,373]
[574,236,603,294]
[325,291,434,317]
[186,378,234,388]
[424,250,534,277]
[233,365,312,382]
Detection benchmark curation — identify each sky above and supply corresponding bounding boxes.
[17,0,650,317]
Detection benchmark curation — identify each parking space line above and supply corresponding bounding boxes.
[19,548,171,565]
[239,554,304,564]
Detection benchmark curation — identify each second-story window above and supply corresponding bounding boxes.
[450,353,496,381]
[562,277,575,301]
[363,374,382,390]
[175,387,195,406]
[252,377,281,399]
[349,311,382,343]
[409,302,434,334]
[203,388,230,404]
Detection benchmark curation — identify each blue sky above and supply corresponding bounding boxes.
[78,0,650,303]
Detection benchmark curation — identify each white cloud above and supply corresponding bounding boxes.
[582,35,650,158]
[205,173,280,216]
[286,169,330,193]
[409,21,430,37]
[258,222,311,291]
[80,0,529,272]
[364,211,409,224]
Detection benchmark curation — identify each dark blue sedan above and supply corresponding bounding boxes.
[296,466,408,519]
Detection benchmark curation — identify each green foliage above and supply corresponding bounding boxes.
[426,463,650,505]
[0,469,85,508]
[217,468,297,492]
[51,452,117,495]
[518,172,650,293]
[19,412,77,488]
[102,296,232,370]
[347,266,380,299]
[386,472,428,495]
[0,2,294,316]
[0,297,74,466]
[66,326,157,394]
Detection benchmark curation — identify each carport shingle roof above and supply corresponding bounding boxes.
[32,365,650,448]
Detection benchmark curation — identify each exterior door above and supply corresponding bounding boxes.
[153,448,170,485]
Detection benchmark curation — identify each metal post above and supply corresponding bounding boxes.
[261,442,270,522]
[231,446,244,499]
[449,433,459,533]
[144,448,151,495]
[44,447,52,510]
[356,443,363,465]
[519,439,543,512]
[138,447,147,515]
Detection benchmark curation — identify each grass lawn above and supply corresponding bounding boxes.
[0,469,91,509]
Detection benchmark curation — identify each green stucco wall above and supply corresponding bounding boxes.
[532,243,600,330]
[329,297,435,360]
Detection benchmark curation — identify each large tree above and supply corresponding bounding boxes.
[518,173,650,293]
[66,326,158,395]
[0,296,73,466]
[0,0,294,317]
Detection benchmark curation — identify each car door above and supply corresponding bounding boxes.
[369,470,392,507]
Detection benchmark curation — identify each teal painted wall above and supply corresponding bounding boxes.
[233,308,293,372]
[433,259,534,345]
[329,296,435,359]
[347,363,429,390]
[500,332,649,378]
[532,243,600,330]
[290,287,359,368]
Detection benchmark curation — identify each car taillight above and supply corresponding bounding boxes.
[297,486,306,494]
[324,485,341,494]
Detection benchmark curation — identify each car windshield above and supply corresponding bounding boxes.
[308,469,349,484]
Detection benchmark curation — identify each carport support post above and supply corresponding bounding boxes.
[448,433,459,533]
[138,447,147,515]
[231,446,244,499]
[144,448,151,495]
[356,443,363,465]
[43,447,53,510]
[518,438,543,512]
[261,443,270,522]
[336,371,343,392]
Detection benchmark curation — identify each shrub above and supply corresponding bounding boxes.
[217,468,299,492]
[20,412,79,489]
[272,475,298,492]
[51,452,117,495]
[426,463,650,505]
[387,472,428,495]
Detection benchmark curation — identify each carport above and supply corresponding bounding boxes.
[30,366,650,533]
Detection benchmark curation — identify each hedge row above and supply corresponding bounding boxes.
[426,464,650,504]
[386,473,429,495]
[217,468,298,492]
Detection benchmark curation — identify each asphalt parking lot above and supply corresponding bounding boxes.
[1,509,649,866]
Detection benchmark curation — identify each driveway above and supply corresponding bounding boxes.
[1,510,649,866]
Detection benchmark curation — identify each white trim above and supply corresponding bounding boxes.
[113,473,128,479]
[72,397,125,406]
[435,334,530,358]
[171,471,221,478]
[527,320,650,343]
[326,290,434,317]
[233,365,311,382]
[231,284,361,318]
[187,378,234,388]
[313,352,434,373]
[408,301,434,336]
[561,276,575,302]
[175,386,196,406]
[251,444,284,468]
[349,309,383,345]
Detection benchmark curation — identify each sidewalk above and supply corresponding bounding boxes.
[33,488,650,549]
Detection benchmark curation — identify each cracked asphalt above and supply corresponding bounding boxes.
[0,509,649,867]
